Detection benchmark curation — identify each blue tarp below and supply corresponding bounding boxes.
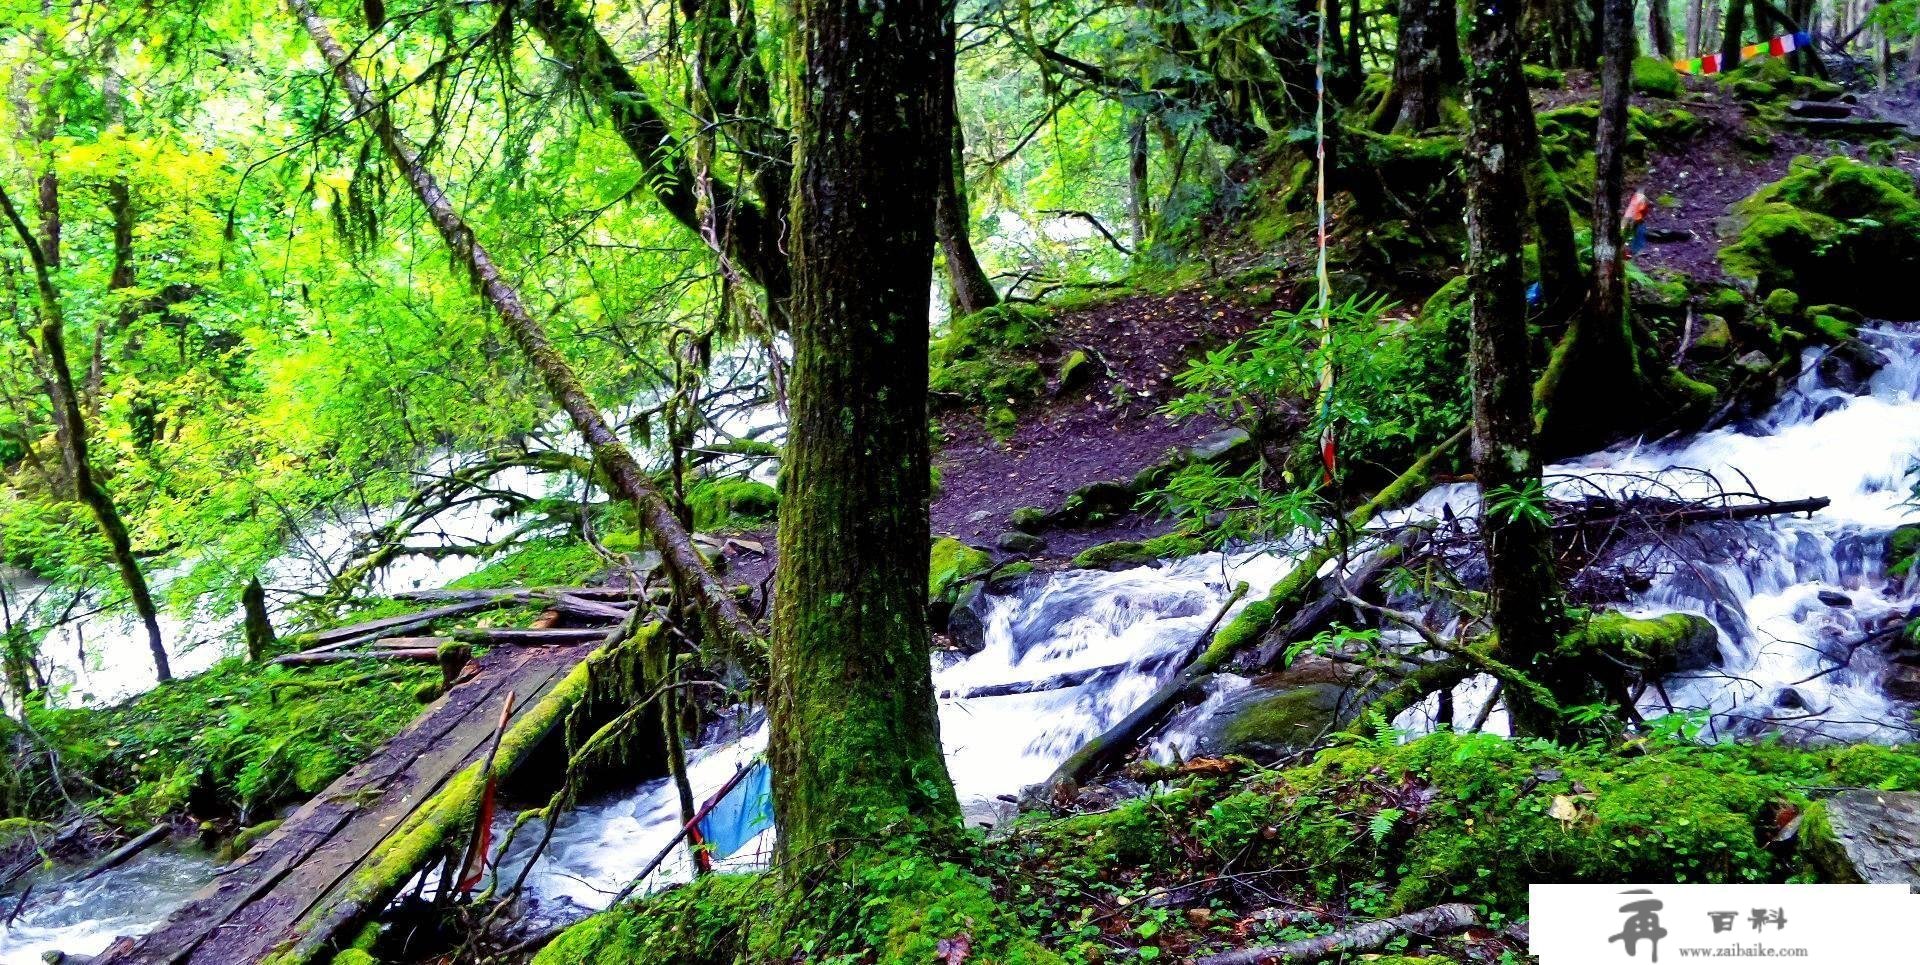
[696,760,774,860]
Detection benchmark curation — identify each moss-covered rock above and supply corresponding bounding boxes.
[1007,506,1049,532]
[1071,532,1206,569]
[1719,155,1920,318]
[1719,56,1844,105]
[1524,63,1566,88]
[930,537,993,604]
[1632,55,1683,97]
[686,477,780,531]
[1209,683,1349,758]
[930,305,1054,408]
[1558,611,1722,674]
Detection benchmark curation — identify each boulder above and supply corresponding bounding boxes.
[1190,683,1354,760]
[1883,659,1920,701]
[1803,790,1920,885]
[996,531,1046,554]
[945,583,990,656]
[1815,339,1887,395]
[1056,480,1137,526]
[929,536,993,604]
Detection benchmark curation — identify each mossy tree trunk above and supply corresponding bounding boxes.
[769,0,959,866]
[1720,0,1748,68]
[1524,0,1595,66]
[1535,0,1664,454]
[1383,0,1461,132]
[0,184,172,683]
[1463,0,1569,738]
[1649,0,1676,57]
[1127,114,1151,251]
[934,13,1000,316]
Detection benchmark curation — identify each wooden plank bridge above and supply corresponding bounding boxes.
[91,588,642,965]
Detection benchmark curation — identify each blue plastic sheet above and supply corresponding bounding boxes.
[696,760,774,860]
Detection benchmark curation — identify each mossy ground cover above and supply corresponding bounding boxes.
[536,732,1920,963]
[9,657,436,829]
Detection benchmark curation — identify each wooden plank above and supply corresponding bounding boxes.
[92,641,594,965]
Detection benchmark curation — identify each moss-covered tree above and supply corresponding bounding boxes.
[768,0,961,865]
[1463,0,1570,738]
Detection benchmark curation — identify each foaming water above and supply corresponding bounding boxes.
[502,547,1295,925]
[1400,325,1920,742]
[0,849,214,964]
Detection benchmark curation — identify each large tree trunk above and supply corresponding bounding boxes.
[768,0,959,866]
[1685,0,1705,55]
[934,15,999,316]
[290,0,757,652]
[515,0,790,314]
[1383,0,1462,131]
[0,186,171,683]
[1462,0,1568,738]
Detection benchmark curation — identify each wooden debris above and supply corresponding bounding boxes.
[1194,902,1480,964]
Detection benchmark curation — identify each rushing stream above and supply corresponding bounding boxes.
[8,324,1920,960]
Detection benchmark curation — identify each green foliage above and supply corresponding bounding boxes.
[13,657,433,826]
[686,477,781,531]
[447,538,608,591]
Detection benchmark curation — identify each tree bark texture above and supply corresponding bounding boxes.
[769,0,960,865]
[1463,0,1569,738]
[291,0,757,652]
[1650,0,1676,57]
[1721,0,1748,68]
[1386,0,1462,131]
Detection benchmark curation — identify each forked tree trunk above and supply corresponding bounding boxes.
[1650,0,1676,57]
[290,0,756,651]
[769,0,959,865]
[1385,0,1462,131]
[1462,0,1568,738]
[0,185,171,683]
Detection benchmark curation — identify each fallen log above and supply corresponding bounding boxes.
[1037,430,1461,796]
[1193,903,1480,964]
[75,824,169,882]
[544,593,633,622]
[449,628,609,646]
[273,648,441,665]
[1551,495,1829,531]
[940,661,1135,700]
[299,598,505,648]
[395,585,642,604]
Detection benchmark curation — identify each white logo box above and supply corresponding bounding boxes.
[1529,883,1918,963]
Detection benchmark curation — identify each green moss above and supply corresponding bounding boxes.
[930,305,1054,408]
[19,656,435,828]
[686,477,780,531]
[1524,63,1566,88]
[222,818,284,861]
[1720,156,1920,317]
[1632,55,1683,98]
[1557,611,1719,673]
[1008,506,1049,532]
[1216,685,1345,754]
[1055,350,1092,392]
[986,406,1019,443]
[537,841,1062,965]
[328,952,378,965]
[1070,532,1205,569]
[988,561,1035,590]
[1888,524,1920,579]
[929,537,992,604]
[448,538,606,590]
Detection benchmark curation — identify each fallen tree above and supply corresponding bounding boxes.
[1193,903,1480,964]
[288,0,759,654]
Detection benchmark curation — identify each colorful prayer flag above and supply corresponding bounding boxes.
[695,760,773,862]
